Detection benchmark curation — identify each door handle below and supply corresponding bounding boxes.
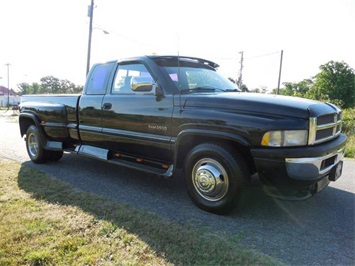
[102,103,112,110]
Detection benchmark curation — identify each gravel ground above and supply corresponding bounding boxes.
[1,112,354,265]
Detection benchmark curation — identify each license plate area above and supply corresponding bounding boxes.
[329,161,343,182]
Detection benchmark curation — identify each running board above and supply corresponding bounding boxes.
[44,140,78,152]
[75,145,174,178]
[44,140,63,150]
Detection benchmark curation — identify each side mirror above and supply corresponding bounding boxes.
[154,85,164,97]
[131,76,154,92]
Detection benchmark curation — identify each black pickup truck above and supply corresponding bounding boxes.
[19,55,347,213]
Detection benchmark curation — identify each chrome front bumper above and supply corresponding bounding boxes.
[285,147,345,180]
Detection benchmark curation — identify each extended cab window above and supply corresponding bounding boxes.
[112,63,153,94]
[86,63,113,95]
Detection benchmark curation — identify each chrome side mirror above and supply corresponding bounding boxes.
[131,76,154,92]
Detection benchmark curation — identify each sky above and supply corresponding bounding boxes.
[0,0,354,91]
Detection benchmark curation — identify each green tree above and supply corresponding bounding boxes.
[73,84,83,93]
[40,76,61,94]
[305,61,355,108]
[17,82,32,95]
[59,79,79,94]
[17,77,83,95]
[278,79,313,97]
[17,82,41,95]
[32,82,41,94]
[228,77,249,92]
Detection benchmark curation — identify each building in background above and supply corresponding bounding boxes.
[0,86,20,107]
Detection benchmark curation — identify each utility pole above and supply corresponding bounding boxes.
[86,0,94,76]
[277,50,283,95]
[237,51,244,88]
[5,63,10,111]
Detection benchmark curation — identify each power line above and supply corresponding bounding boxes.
[213,51,280,61]
[244,51,280,60]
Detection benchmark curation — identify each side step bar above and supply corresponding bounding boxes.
[75,145,174,178]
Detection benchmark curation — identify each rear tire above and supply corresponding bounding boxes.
[184,143,249,214]
[25,125,63,163]
[26,125,47,164]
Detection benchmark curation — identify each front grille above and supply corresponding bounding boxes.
[308,112,342,145]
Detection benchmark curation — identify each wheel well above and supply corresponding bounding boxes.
[19,117,36,137]
[175,135,256,175]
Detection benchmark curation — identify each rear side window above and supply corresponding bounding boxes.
[86,63,113,95]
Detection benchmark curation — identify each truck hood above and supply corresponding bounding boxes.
[181,93,337,119]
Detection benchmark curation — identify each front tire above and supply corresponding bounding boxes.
[184,143,249,214]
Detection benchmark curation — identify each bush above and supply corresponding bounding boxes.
[342,108,355,135]
[343,108,355,158]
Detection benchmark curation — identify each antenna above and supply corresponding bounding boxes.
[177,32,181,87]
[237,51,244,88]
[176,32,180,56]
[177,32,182,111]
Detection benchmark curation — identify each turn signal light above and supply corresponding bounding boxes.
[162,164,169,169]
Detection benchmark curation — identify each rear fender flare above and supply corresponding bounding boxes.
[19,113,47,148]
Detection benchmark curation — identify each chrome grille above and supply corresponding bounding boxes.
[308,112,342,145]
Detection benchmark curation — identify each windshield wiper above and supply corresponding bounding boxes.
[225,88,240,92]
[180,86,225,94]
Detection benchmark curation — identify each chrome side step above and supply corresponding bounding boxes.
[75,144,174,178]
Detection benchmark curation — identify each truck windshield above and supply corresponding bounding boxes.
[154,58,240,93]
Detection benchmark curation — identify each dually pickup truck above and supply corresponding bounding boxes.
[19,55,347,213]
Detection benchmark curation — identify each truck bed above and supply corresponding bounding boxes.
[20,94,81,140]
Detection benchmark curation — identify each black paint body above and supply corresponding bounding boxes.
[19,56,347,190]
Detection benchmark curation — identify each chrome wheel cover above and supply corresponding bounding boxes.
[27,132,39,158]
[192,158,229,201]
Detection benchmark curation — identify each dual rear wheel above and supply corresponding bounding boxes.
[26,125,63,164]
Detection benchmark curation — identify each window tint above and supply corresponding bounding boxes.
[86,63,113,95]
[112,63,153,94]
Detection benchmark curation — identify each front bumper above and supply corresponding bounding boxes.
[285,147,344,181]
[251,133,347,188]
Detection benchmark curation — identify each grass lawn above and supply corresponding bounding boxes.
[0,160,280,265]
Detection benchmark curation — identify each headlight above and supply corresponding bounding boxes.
[261,130,308,147]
